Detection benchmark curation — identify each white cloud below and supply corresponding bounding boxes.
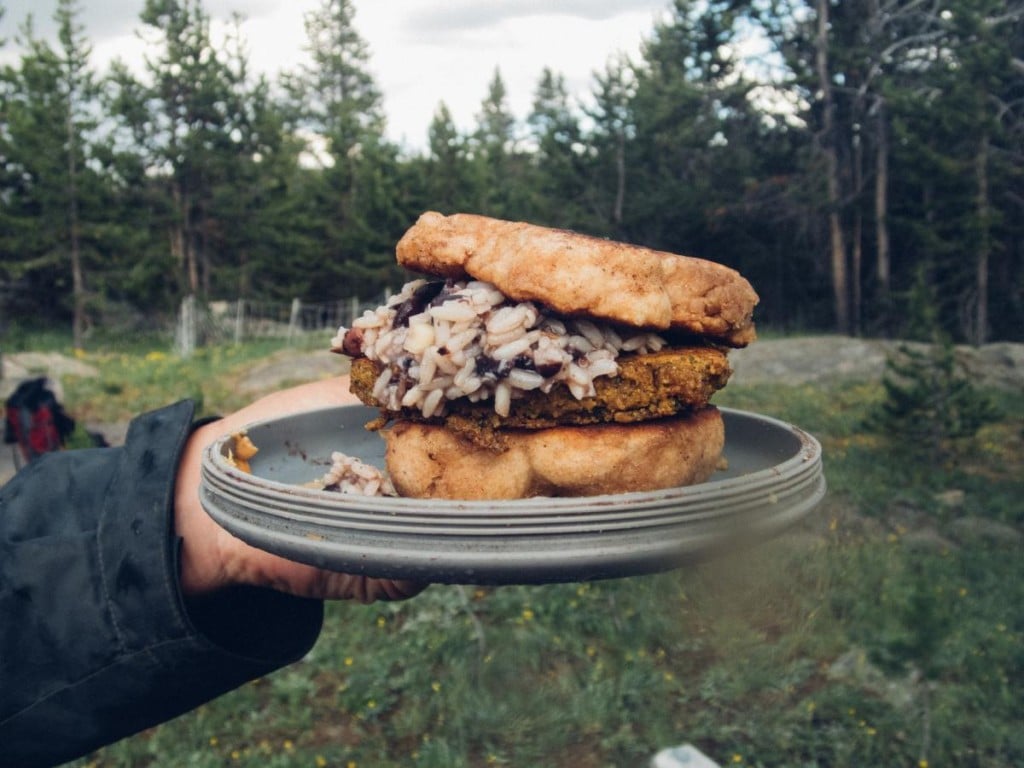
[398,0,664,36]
[347,1,666,149]
[1,0,669,151]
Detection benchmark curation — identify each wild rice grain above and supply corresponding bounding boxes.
[494,380,512,417]
[429,301,477,323]
[508,368,544,390]
[337,278,667,420]
[422,388,445,418]
[491,335,534,361]
[372,367,392,401]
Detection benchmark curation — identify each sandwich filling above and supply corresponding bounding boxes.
[333,278,670,420]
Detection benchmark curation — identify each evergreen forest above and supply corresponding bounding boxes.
[1,0,1022,347]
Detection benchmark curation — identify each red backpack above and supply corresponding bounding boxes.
[4,378,76,465]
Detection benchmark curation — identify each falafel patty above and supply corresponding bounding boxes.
[351,345,731,446]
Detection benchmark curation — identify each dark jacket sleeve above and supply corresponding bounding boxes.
[0,400,324,768]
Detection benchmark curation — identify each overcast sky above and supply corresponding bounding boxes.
[1,0,671,152]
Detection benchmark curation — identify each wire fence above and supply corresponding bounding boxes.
[174,292,390,357]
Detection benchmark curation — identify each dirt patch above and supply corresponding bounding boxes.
[1,352,100,400]
[235,348,350,395]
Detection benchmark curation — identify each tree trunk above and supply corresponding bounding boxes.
[199,201,211,299]
[612,128,626,235]
[974,133,990,346]
[852,130,863,337]
[174,183,199,296]
[238,247,250,298]
[875,102,891,316]
[66,99,85,350]
[815,0,850,334]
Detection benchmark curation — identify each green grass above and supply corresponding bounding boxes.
[54,336,332,423]
[49,343,1024,768]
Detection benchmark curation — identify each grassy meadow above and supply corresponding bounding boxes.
[34,336,1023,768]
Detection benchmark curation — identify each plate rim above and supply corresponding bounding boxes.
[201,404,822,514]
[199,405,826,583]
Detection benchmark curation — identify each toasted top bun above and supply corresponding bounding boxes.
[383,407,725,500]
[396,211,759,346]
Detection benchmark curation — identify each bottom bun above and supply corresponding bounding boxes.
[383,407,725,500]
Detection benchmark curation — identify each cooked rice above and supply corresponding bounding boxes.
[332,278,666,419]
[318,452,396,497]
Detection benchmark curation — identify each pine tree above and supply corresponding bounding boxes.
[472,68,521,217]
[425,101,478,213]
[526,67,590,230]
[280,0,403,299]
[54,0,96,346]
[284,0,384,163]
[137,0,241,298]
[584,54,636,238]
[628,0,759,260]
[870,268,1000,455]
[0,3,101,341]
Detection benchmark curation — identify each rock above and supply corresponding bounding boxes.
[947,517,1023,548]
[900,527,957,554]
[728,336,889,387]
[727,336,1024,392]
[827,647,884,684]
[827,647,921,711]
[957,343,1024,392]
[932,489,966,511]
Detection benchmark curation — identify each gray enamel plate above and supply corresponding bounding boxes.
[200,406,825,585]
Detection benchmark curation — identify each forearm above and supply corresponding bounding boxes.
[2,375,420,765]
[0,399,324,767]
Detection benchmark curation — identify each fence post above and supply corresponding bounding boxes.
[287,298,301,345]
[234,299,245,345]
[176,295,197,358]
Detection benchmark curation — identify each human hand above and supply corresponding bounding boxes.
[174,375,426,603]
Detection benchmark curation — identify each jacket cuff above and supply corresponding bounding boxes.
[98,399,324,664]
[3,401,325,768]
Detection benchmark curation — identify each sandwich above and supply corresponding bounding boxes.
[331,211,758,500]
